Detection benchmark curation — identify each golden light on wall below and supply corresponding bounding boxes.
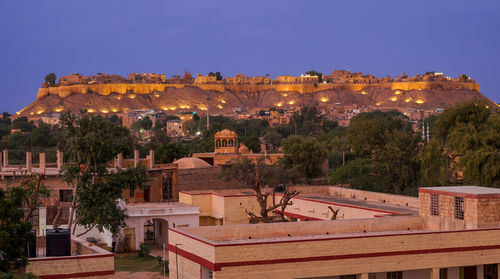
[404,98,412,103]
[288,100,295,105]
[128,94,136,99]
[361,91,368,95]
[220,99,226,104]
[54,107,63,112]
[320,97,328,103]
[111,108,119,113]
[276,102,283,107]
[154,94,160,98]
[415,99,424,104]
[198,105,207,111]
[116,95,122,100]
[162,107,169,111]
[394,90,402,95]
[87,108,95,113]
[169,106,177,110]
[216,104,223,109]
[100,109,109,114]
[376,101,382,106]
[16,112,20,115]
[30,112,34,115]
[485,105,490,109]
[390,96,398,102]
[37,110,45,115]
[282,93,288,97]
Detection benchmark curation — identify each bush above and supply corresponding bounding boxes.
[138,242,151,257]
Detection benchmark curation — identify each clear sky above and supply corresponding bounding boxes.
[1,0,499,113]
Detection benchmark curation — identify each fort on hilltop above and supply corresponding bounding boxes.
[19,70,489,118]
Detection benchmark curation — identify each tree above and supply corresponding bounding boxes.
[242,133,261,153]
[282,135,328,180]
[221,157,297,223]
[155,142,190,163]
[290,106,323,136]
[44,73,57,86]
[420,139,447,186]
[262,130,284,150]
[305,70,323,83]
[0,187,33,272]
[208,72,223,81]
[131,116,153,131]
[59,112,148,236]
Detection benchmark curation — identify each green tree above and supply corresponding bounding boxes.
[59,112,148,236]
[0,187,33,272]
[420,139,447,186]
[44,73,57,86]
[305,70,323,83]
[290,106,323,136]
[282,135,328,180]
[242,133,261,153]
[155,142,190,163]
[262,130,284,150]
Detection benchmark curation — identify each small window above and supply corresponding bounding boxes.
[430,194,439,216]
[455,196,464,220]
[440,268,448,279]
[59,189,73,202]
[387,271,403,279]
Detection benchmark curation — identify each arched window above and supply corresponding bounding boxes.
[222,139,227,147]
[228,139,234,147]
[216,139,221,147]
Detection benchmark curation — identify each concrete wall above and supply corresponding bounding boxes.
[169,227,500,279]
[27,236,114,278]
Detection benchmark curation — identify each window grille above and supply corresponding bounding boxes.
[455,196,464,220]
[430,194,439,216]
[440,268,448,279]
[387,271,403,279]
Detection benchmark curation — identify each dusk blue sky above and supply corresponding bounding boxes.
[1,0,499,113]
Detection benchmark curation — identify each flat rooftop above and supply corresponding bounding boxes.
[420,186,500,195]
[173,215,427,245]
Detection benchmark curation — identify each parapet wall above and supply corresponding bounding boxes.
[36,81,480,100]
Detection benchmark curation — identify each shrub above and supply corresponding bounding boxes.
[138,242,151,257]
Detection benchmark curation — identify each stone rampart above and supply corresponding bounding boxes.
[36,81,480,100]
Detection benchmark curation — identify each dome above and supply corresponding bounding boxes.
[215,129,237,138]
[173,157,212,169]
[238,143,250,154]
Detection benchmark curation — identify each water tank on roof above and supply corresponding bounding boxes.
[24,230,37,258]
[46,229,70,257]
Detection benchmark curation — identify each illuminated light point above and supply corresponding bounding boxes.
[169,106,177,110]
[415,99,424,104]
[154,94,160,98]
[394,90,402,95]
[116,95,122,100]
[220,99,226,104]
[162,107,168,111]
[288,100,295,105]
[87,108,95,113]
[485,105,490,109]
[216,104,223,109]
[282,93,288,97]
[276,102,283,107]
[376,101,382,106]
[128,94,136,99]
[100,109,109,114]
[405,98,412,103]
[54,108,63,112]
[16,112,20,115]
[390,96,398,102]
[30,112,34,115]
[37,110,45,115]
[361,91,368,95]
[111,108,118,113]
[320,98,328,103]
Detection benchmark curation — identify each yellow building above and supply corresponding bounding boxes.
[170,186,500,279]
